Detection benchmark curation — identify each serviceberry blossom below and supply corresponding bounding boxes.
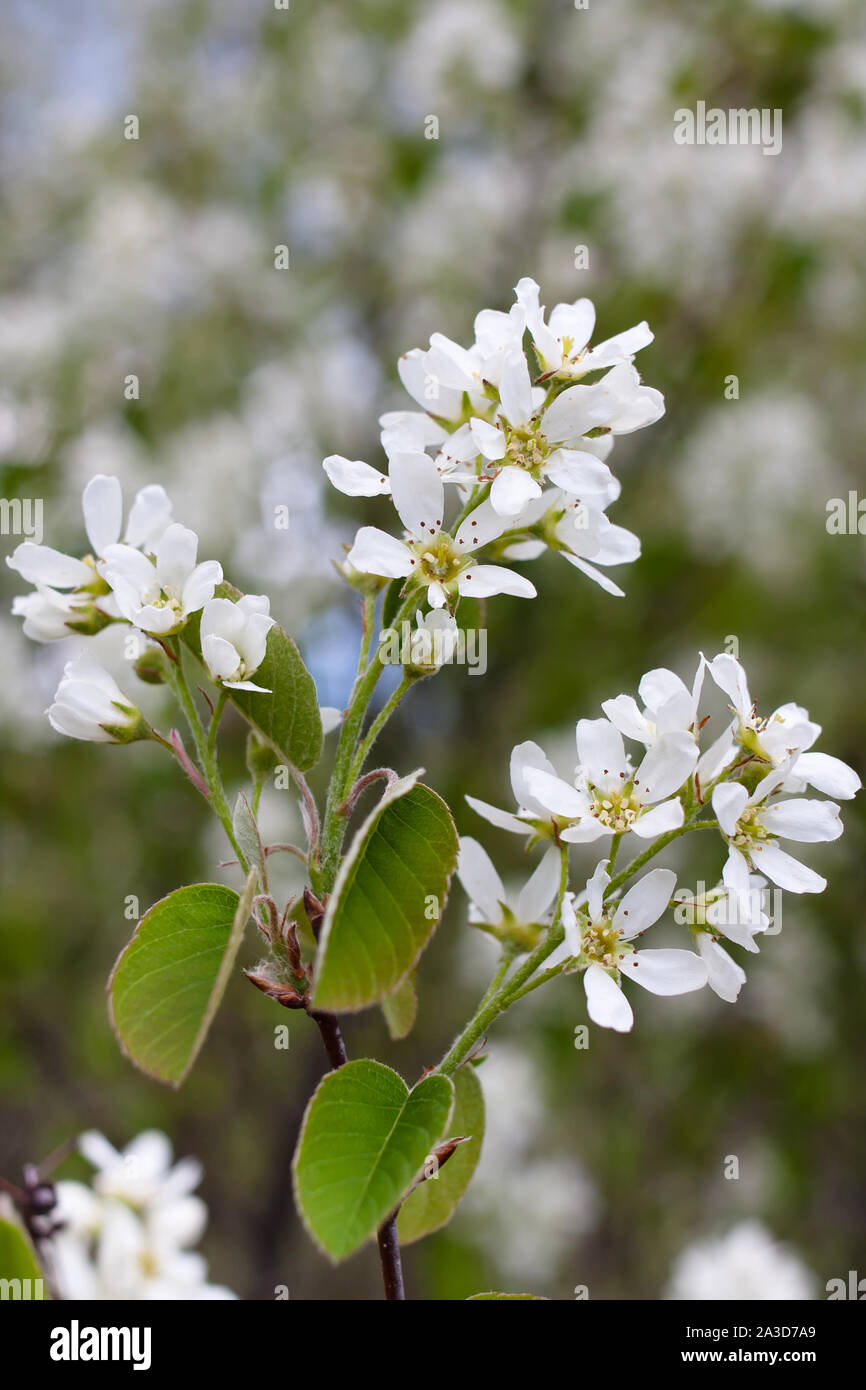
[706,652,860,799]
[463,652,857,1032]
[102,523,223,635]
[468,351,618,517]
[52,1130,234,1301]
[713,757,843,895]
[563,861,707,1033]
[7,474,172,640]
[457,836,561,944]
[200,595,275,692]
[515,277,655,382]
[325,278,664,600]
[77,1130,203,1209]
[47,658,148,744]
[346,451,536,608]
[524,719,698,843]
[500,488,641,597]
[602,662,705,749]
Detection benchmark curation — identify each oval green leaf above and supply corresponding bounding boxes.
[110,877,254,1087]
[183,582,323,772]
[312,775,458,1012]
[397,1063,484,1245]
[292,1059,454,1262]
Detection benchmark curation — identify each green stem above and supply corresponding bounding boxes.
[604,817,719,898]
[438,847,569,1076]
[165,649,247,870]
[208,689,228,756]
[313,590,420,893]
[346,674,414,786]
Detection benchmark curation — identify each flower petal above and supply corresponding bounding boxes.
[389,452,444,539]
[612,868,677,938]
[347,527,413,579]
[7,543,92,589]
[747,842,826,893]
[584,963,633,1031]
[713,782,749,837]
[323,455,390,497]
[464,794,529,835]
[516,846,561,924]
[620,948,707,995]
[490,466,543,517]
[457,564,536,599]
[457,837,505,924]
[82,475,123,555]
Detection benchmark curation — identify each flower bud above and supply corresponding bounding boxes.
[133,646,169,685]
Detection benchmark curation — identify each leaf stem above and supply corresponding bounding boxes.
[376,1213,405,1301]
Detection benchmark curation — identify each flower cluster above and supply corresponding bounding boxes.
[324,278,663,604]
[51,1130,235,1300]
[7,475,277,741]
[460,652,859,1031]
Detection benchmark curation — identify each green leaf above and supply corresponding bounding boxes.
[397,1064,484,1245]
[467,1291,548,1300]
[312,774,458,1012]
[110,875,255,1087]
[182,582,323,771]
[0,1209,46,1297]
[292,1059,454,1262]
[381,971,418,1040]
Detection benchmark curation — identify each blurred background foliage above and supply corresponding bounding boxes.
[1,0,864,1299]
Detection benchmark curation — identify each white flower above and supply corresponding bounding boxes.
[77,1130,204,1208]
[11,584,91,643]
[53,1196,234,1301]
[7,474,172,591]
[524,719,697,843]
[602,660,705,748]
[102,523,222,635]
[345,451,536,608]
[712,759,843,895]
[50,1130,234,1301]
[457,837,561,940]
[468,351,618,519]
[501,489,641,598]
[678,876,770,953]
[515,277,654,380]
[47,659,147,743]
[200,595,275,691]
[542,360,665,440]
[706,652,860,799]
[667,1220,815,1301]
[572,861,707,1032]
[397,300,526,423]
